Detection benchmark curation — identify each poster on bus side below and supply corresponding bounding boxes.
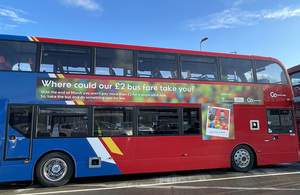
[202,103,234,140]
[36,77,264,106]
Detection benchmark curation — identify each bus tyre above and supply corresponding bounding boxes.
[36,152,74,187]
[231,145,254,172]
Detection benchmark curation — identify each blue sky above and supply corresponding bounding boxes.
[0,0,300,69]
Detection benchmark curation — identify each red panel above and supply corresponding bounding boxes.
[110,136,237,174]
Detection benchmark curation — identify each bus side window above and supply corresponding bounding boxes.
[183,108,201,135]
[37,107,88,138]
[181,55,217,81]
[93,107,133,137]
[137,52,178,79]
[138,108,179,135]
[220,58,254,83]
[289,71,300,86]
[256,61,288,85]
[8,105,33,138]
[40,44,91,75]
[96,48,133,77]
[0,40,37,72]
[267,109,294,134]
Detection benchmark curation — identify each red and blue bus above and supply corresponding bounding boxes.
[0,34,298,186]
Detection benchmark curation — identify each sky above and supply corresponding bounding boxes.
[0,0,300,69]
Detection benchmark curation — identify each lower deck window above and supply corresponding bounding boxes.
[138,108,179,135]
[93,107,133,137]
[183,108,201,134]
[9,105,33,138]
[27,105,201,138]
[37,107,88,137]
[267,109,294,134]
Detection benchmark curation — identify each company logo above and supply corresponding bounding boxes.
[247,98,262,103]
[270,92,286,98]
[270,92,277,97]
[234,97,245,103]
[247,98,254,103]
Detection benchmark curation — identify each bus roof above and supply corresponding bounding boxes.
[0,34,282,64]
[288,64,300,74]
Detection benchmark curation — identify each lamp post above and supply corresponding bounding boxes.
[200,37,209,51]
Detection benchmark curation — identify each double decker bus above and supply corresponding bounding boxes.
[288,64,300,139]
[0,34,298,186]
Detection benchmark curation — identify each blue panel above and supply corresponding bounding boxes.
[0,139,3,166]
[5,128,30,159]
[0,163,33,182]
[1,72,38,102]
[0,34,31,41]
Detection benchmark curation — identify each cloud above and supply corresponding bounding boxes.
[0,5,35,29]
[232,0,246,7]
[6,24,19,28]
[61,0,102,11]
[263,7,300,20]
[186,6,300,31]
[0,6,35,23]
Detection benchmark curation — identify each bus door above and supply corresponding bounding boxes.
[4,105,33,160]
[261,108,298,163]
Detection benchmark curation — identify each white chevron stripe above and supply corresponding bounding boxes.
[87,138,116,164]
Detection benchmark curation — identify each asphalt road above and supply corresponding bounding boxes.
[1,162,300,195]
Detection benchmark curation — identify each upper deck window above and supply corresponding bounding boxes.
[0,40,37,72]
[255,61,288,85]
[96,48,133,77]
[181,55,217,81]
[137,52,178,79]
[40,44,91,74]
[220,58,254,83]
[289,72,300,86]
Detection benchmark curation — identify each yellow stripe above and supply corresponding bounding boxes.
[57,74,65,78]
[32,37,39,42]
[102,137,123,155]
[76,101,85,105]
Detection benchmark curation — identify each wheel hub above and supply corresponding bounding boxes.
[52,164,62,174]
[43,158,67,182]
[234,149,250,168]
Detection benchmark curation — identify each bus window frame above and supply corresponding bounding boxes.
[93,106,134,137]
[266,108,295,134]
[219,57,255,83]
[137,51,179,79]
[0,39,38,73]
[181,54,218,81]
[137,106,181,136]
[254,60,289,85]
[40,43,92,75]
[35,105,90,138]
[95,47,134,77]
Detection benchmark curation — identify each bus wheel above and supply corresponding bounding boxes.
[36,152,74,187]
[231,145,254,172]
